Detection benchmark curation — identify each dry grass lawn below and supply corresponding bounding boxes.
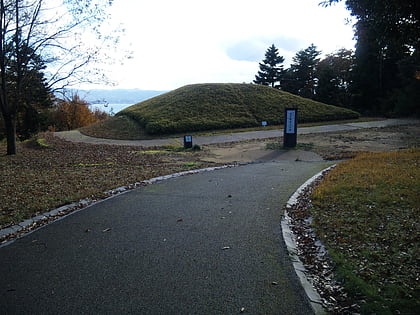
[0,133,219,232]
[311,149,420,314]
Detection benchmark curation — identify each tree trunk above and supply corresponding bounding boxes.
[4,113,16,155]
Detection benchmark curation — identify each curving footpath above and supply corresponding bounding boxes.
[0,119,418,314]
[54,118,419,147]
[0,161,334,314]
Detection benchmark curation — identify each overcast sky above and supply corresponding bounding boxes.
[84,0,355,91]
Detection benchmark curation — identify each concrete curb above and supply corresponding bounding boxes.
[281,165,337,315]
[0,165,238,247]
[2,161,339,312]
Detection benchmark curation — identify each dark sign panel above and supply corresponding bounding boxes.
[184,135,193,149]
[284,108,297,147]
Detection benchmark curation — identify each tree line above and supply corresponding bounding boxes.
[254,44,354,108]
[254,0,419,117]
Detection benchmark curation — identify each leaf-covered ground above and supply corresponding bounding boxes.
[1,125,419,313]
[310,149,420,314]
[0,133,220,230]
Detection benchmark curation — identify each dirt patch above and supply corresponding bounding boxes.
[200,124,420,163]
[201,141,324,163]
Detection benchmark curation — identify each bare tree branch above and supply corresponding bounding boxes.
[0,0,118,154]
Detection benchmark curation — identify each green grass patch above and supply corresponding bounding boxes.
[22,137,54,150]
[36,138,51,148]
[311,149,420,313]
[183,162,198,167]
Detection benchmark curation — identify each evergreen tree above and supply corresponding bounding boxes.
[315,49,353,107]
[9,43,52,139]
[350,16,418,115]
[283,44,321,99]
[0,39,52,140]
[0,0,116,155]
[322,0,419,116]
[254,44,285,88]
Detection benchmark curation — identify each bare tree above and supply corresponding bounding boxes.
[0,0,119,154]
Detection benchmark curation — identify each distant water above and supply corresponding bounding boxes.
[90,103,132,115]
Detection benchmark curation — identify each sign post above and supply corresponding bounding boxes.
[183,135,193,149]
[283,108,297,148]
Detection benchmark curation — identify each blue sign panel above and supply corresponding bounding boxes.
[285,111,296,134]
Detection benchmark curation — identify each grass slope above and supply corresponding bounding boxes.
[117,83,360,135]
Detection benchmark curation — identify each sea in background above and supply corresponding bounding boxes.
[90,103,132,115]
[80,88,167,116]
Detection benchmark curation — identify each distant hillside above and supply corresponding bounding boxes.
[76,89,166,104]
[118,83,360,135]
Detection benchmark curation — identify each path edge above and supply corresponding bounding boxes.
[281,165,337,315]
[0,165,238,247]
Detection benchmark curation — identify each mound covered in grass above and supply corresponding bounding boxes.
[118,83,360,135]
[80,115,152,140]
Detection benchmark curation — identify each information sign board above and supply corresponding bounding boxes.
[285,111,296,134]
[184,135,193,149]
[283,108,297,147]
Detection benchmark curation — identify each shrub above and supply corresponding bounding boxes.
[48,95,109,131]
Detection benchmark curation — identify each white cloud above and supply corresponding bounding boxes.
[79,0,355,90]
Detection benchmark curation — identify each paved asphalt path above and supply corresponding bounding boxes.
[0,161,333,314]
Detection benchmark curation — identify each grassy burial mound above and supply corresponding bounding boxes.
[119,83,359,135]
[82,83,360,139]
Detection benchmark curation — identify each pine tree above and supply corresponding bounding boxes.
[315,48,353,107]
[283,44,321,99]
[254,44,285,88]
[0,41,52,140]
